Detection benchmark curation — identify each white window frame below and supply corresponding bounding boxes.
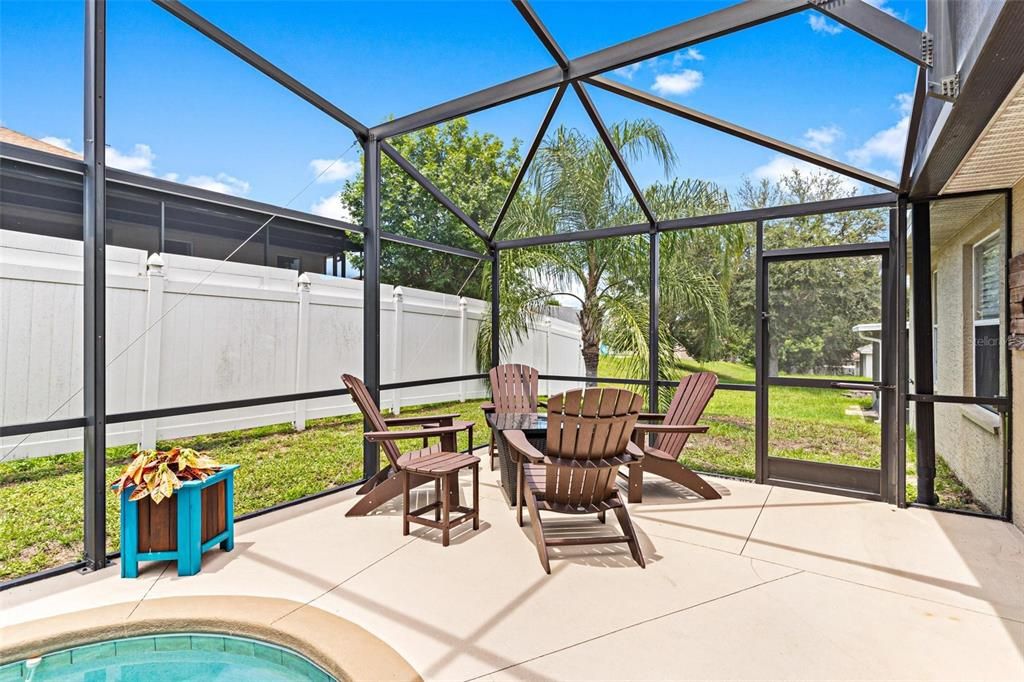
[971,231,1001,401]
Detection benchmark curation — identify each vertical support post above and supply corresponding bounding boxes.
[880,208,900,503]
[490,247,500,369]
[140,253,166,449]
[648,230,660,413]
[911,200,937,504]
[893,199,909,506]
[362,136,381,479]
[293,273,311,431]
[458,296,467,402]
[544,316,552,397]
[754,220,768,484]
[392,287,404,414]
[83,0,108,571]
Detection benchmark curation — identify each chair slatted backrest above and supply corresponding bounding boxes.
[489,364,541,413]
[544,388,643,508]
[655,372,718,458]
[342,374,403,469]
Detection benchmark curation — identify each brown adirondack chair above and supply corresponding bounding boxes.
[484,363,544,470]
[504,387,646,573]
[627,371,722,502]
[342,374,474,517]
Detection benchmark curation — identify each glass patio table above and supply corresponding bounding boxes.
[485,412,547,505]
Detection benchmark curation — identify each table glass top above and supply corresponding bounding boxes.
[487,412,547,432]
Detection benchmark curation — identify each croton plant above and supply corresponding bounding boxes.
[112,447,221,504]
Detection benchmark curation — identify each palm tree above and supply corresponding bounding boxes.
[479,119,741,390]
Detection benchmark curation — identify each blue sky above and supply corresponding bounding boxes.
[0,0,924,221]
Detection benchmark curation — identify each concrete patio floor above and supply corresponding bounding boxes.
[3,461,1023,681]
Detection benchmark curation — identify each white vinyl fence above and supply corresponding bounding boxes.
[0,230,583,460]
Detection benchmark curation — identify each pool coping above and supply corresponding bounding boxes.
[0,595,421,682]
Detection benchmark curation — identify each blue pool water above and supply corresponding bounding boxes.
[0,634,335,681]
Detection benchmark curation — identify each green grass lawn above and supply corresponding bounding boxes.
[0,358,979,581]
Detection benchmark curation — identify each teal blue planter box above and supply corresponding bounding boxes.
[118,465,238,578]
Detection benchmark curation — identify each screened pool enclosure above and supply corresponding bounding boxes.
[0,0,1013,587]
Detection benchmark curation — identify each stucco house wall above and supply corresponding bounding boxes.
[1011,175,1024,532]
[932,199,1006,514]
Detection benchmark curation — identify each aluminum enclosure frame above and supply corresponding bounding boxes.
[4,0,1006,586]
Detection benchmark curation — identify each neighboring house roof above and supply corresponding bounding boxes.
[0,127,81,160]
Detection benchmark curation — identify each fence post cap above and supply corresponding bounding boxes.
[146,252,165,273]
[297,273,312,290]
[393,286,404,300]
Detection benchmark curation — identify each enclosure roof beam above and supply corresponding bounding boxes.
[152,0,369,139]
[899,67,927,193]
[658,192,898,231]
[587,75,899,192]
[370,0,809,139]
[512,0,569,71]
[380,141,491,244]
[572,82,657,225]
[496,222,650,250]
[493,191,898,250]
[381,231,492,261]
[809,0,932,67]
[489,84,567,241]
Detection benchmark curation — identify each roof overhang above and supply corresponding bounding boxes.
[910,0,1024,198]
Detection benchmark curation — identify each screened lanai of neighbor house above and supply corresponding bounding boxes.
[1,1,1023,680]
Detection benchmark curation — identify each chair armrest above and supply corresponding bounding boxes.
[634,423,709,435]
[480,402,495,413]
[503,430,545,464]
[383,413,457,427]
[364,423,471,442]
[625,440,646,461]
[537,400,547,408]
[638,412,667,421]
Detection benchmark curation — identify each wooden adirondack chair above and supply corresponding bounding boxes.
[504,387,646,573]
[484,364,544,470]
[627,371,722,502]
[342,374,474,517]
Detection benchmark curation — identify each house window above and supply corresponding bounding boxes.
[164,238,193,256]
[277,255,301,271]
[973,234,1001,399]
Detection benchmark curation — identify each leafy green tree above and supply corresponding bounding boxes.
[647,180,746,362]
[340,118,521,297]
[484,121,741,385]
[732,170,887,375]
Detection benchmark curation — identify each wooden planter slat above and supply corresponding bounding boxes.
[118,465,237,578]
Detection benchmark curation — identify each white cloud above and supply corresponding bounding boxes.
[38,133,249,194]
[40,136,75,152]
[309,158,360,183]
[864,0,899,17]
[39,136,161,176]
[895,91,914,116]
[847,92,912,168]
[184,172,250,196]
[310,194,353,222]
[651,69,703,96]
[803,124,843,155]
[613,63,642,80]
[810,1,898,34]
[752,155,860,194]
[808,14,842,35]
[674,47,704,63]
[107,143,157,175]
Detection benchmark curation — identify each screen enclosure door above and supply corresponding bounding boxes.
[756,243,897,501]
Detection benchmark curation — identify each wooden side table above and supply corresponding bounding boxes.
[400,451,480,546]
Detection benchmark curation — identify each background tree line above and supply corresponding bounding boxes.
[338,117,885,382]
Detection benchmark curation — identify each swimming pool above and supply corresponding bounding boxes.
[0,633,335,681]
